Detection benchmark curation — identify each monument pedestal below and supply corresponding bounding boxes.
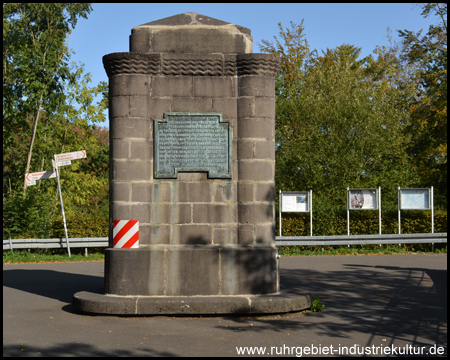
[74,291,311,316]
[73,13,311,316]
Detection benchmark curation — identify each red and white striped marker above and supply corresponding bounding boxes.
[113,220,139,248]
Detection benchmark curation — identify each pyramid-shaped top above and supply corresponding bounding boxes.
[130,12,252,54]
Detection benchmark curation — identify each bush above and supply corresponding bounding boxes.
[51,215,108,238]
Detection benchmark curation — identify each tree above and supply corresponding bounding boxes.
[260,22,420,234]
[398,3,447,208]
[3,3,92,196]
[3,4,111,239]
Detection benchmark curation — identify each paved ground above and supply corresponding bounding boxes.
[3,254,447,357]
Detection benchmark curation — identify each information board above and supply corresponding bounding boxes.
[154,113,232,179]
[399,188,430,210]
[348,189,378,210]
[281,192,309,212]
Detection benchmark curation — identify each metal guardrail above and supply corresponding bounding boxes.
[3,233,446,251]
[275,232,447,246]
[3,237,108,254]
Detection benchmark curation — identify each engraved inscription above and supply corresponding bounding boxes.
[154,113,232,178]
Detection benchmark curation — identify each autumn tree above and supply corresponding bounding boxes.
[3,4,110,239]
[3,3,92,196]
[260,22,420,234]
[398,3,447,208]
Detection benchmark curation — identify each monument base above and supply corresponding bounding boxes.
[73,291,311,316]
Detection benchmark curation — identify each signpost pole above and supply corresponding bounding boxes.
[398,187,401,235]
[279,190,282,237]
[347,187,350,236]
[310,190,313,237]
[431,186,434,252]
[54,157,71,257]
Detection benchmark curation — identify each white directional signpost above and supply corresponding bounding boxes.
[25,170,56,186]
[53,150,87,257]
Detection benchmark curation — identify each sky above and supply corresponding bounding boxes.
[68,3,437,128]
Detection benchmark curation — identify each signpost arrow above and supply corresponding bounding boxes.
[25,171,56,181]
[54,150,86,162]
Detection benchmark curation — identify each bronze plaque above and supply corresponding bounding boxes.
[154,113,232,178]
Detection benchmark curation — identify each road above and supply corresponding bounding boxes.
[3,254,447,357]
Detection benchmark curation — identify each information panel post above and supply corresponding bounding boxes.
[280,191,312,237]
[347,188,379,236]
[398,187,433,235]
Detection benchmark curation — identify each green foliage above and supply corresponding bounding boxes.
[51,215,108,238]
[261,22,422,223]
[309,296,325,312]
[3,4,110,240]
[398,3,447,207]
[3,188,56,239]
[278,209,447,236]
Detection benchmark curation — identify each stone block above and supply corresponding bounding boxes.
[129,96,148,118]
[212,98,237,120]
[152,203,173,224]
[152,76,192,97]
[176,224,212,245]
[166,246,220,295]
[255,224,276,244]
[153,181,172,202]
[255,97,275,118]
[147,97,172,119]
[237,97,254,118]
[150,225,171,244]
[219,246,278,294]
[171,97,213,113]
[111,182,130,202]
[111,139,129,160]
[110,117,151,139]
[131,183,152,203]
[105,249,150,295]
[213,182,234,202]
[177,182,211,203]
[177,203,192,224]
[255,182,275,202]
[238,76,275,97]
[238,118,274,139]
[130,140,152,160]
[110,74,151,97]
[238,203,273,224]
[193,204,233,223]
[238,161,274,181]
[130,203,151,223]
[237,139,254,159]
[112,203,131,221]
[254,139,275,160]
[131,14,252,54]
[137,224,151,246]
[113,160,151,181]
[238,183,254,202]
[193,77,234,98]
[213,226,237,245]
[110,96,129,118]
[238,224,254,245]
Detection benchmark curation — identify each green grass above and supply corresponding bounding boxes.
[3,245,446,264]
[3,248,105,264]
[278,245,447,256]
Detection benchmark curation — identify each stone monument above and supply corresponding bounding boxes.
[73,13,311,315]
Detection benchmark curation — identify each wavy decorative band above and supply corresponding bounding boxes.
[104,53,279,78]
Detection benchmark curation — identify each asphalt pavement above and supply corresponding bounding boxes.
[3,253,447,357]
